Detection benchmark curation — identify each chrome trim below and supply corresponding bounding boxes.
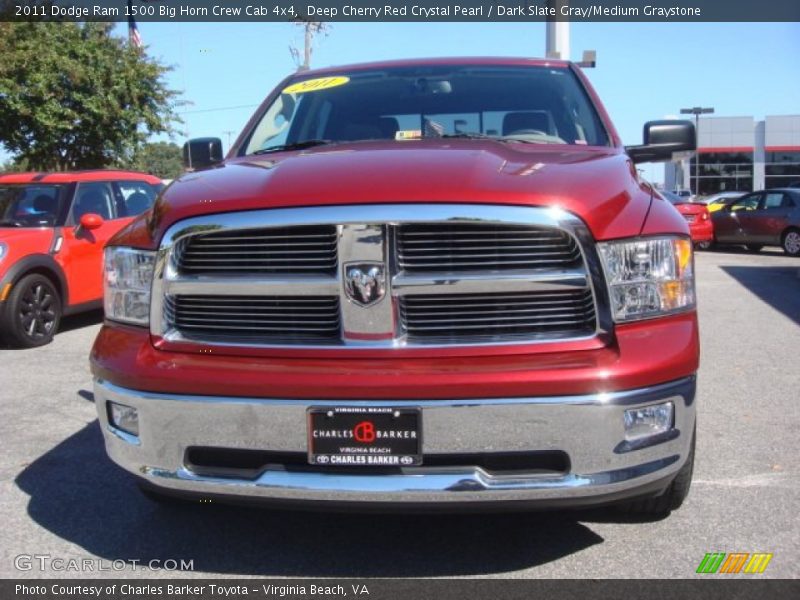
[338,224,394,341]
[151,204,610,349]
[392,269,589,295]
[142,455,679,499]
[164,274,339,297]
[106,424,140,446]
[94,376,696,505]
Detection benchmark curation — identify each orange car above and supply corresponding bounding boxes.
[0,170,163,347]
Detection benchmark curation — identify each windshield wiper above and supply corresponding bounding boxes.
[440,133,562,145]
[251,139,332,155]
[0,219,22,227]
[441,132,491,140]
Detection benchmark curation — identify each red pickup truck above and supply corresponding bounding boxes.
[91,58,699,515]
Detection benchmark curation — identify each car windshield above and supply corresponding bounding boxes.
[0,184,65,227]
[243,65,610,155]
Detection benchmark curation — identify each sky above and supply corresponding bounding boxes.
[4,21,800,183]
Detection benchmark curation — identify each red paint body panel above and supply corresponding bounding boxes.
[0,170,161,185]
[113,142,650,249]
[673,203,713,243]
[0,228,54,280]
[91,312,698,400]
[56,217,136,305]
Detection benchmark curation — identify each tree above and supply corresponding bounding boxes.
[0,22,182,171]
[126,141,184,180]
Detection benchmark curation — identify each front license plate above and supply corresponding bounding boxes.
[307,407,422,467]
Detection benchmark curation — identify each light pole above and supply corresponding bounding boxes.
[223,130,235,151]
[680,106,714,195]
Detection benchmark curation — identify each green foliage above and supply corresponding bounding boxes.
[0,21,182,171]
[0,156,29,172]
[125,141,184,180]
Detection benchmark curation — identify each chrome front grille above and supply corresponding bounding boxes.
[178,225,338,274]
[152,205,607,348]
[396,223,581,271]
[166,295,341,343]
[400,290,596,341]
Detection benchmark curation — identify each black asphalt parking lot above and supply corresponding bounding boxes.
[1,249,798,579]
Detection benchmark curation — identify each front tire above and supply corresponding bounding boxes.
[782,229,800,257]
[619,428,695,517]
[0,273,62,348]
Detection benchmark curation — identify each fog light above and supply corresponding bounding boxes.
[108,401,139,437]
[624,402,673,441]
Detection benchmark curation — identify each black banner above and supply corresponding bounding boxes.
[5,580,800,600]
[2,0,800,22]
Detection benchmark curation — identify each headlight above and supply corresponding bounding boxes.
[598,236,694,322]
[104,247,156,326]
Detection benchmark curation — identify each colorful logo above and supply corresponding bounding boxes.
[696,552,773,574]
[353,421,376,443]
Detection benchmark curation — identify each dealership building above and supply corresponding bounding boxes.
[665,115,800,195]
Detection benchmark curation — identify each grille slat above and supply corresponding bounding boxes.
[397,223,580,272]
[167,295,341,343]
[178,225,338,274]
[400,290,595,340]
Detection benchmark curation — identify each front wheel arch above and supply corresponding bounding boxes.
[1,254,69,307]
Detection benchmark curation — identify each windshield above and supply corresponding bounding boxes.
[0,184,65,228]
[243,65,610,155]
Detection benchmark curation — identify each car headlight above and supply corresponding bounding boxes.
[104,247,156,326]
[598,236,694,322]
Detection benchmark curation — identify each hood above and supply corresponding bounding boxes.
[131,140,652,246]
[0,228,55,277]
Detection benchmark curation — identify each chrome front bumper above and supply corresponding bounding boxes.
[94,377,696,509]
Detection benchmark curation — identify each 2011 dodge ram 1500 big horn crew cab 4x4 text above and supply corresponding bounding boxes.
[91,58,699,516]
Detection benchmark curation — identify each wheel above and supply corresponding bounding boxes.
[782,229,800,257]
[745,244,764,252]
[0,273,62,348]
[619,427,695,517]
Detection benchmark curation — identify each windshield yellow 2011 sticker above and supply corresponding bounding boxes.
[396,130,422,140]
[282,76,350,95]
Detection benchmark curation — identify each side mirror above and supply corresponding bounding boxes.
[626,120,696,164]
[79,213,104,231]
[183,137,223,170]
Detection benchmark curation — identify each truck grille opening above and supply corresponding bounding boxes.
[396,223,581,272]
[154,205,603,348]
[177,225,338,275]
[185,447,571,479]
[165,295,341,343]
[400,289,596,341]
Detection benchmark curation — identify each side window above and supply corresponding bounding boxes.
[762,192,787,210]
[730,194,761,212]
[116,182,157,217]
[72,182,114,221]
